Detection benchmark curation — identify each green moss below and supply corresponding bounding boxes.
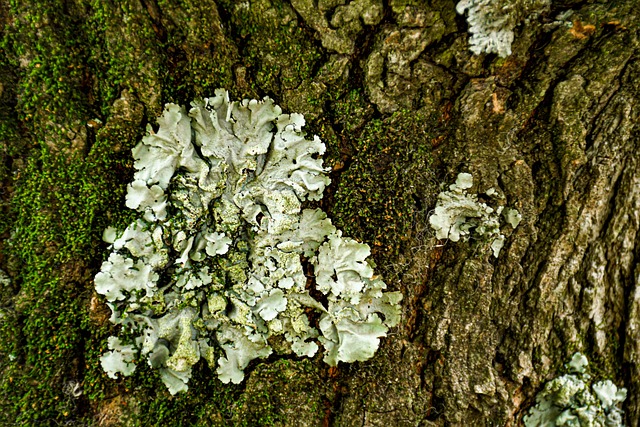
[105,363,243,427]
[1,0,88,141]
[85,0,237,119]
[156,0,237,100]
[85,0,164,117]
[217,0,323,99]
[231,359,328,427]
[330,107,442,266]
[0,136,134,424]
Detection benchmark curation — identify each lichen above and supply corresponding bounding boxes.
[429,173,518,257]
[523,353,627,427]
[456,0,550,57]
[95,90,402,394]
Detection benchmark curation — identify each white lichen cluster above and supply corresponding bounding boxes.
[428,173,520,257]
[524,353,627,427]
[456,0,551,57]
[95,90,402,394]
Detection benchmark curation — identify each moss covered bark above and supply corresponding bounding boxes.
[0,0,639,425]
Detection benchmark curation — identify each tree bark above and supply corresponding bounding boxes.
[1,0,639,426]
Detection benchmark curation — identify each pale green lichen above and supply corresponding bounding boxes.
[95,90,401,394]
[567,352,589,374]
[504,207,523,229]
[523,353,627,427]
[428,173,518,257]
[100,336,138,379]
[456,0,550,57]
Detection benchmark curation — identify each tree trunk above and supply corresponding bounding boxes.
[1,0,639,426]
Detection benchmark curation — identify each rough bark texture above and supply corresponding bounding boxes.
[0,0,639,426]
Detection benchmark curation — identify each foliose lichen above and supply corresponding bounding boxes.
[95,89,402,394]
[428,173,519,257]
[523,353,627,427]
[456,0,551,57]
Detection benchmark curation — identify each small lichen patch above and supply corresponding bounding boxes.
[523,353,627,427]
[429,172,519,257]
[456,0,551,57]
